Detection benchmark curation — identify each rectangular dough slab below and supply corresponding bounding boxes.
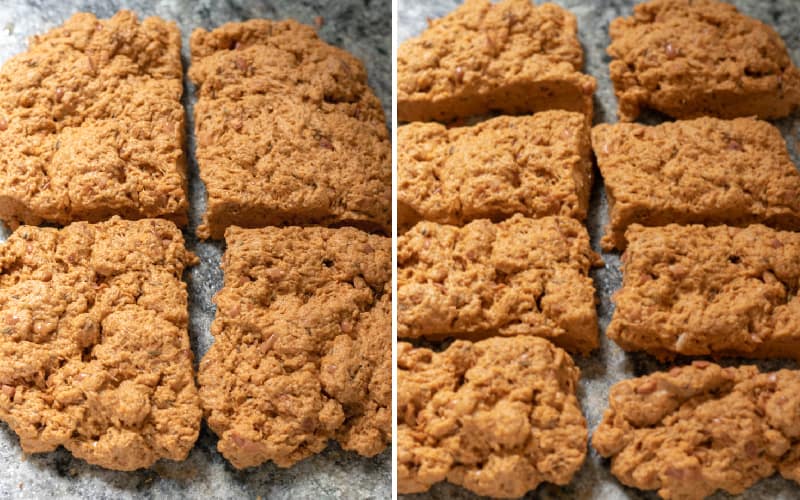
[0,11,188,228]
[593,117,800,250]
[397,0,595,123]
[0,217,200,471]
[607,0,800,121]
[198,225,391,469]
[594,362,800,498]
[398,111,592,231]
[189,20,391,239]
[398,214,600,354]
[399,336,587,497]
[610,223,800,360]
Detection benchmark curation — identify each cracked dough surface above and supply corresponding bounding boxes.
[398,214,600,354]
[189,19,391,239]
[0,11,188,229]
[397,0,595,122]
[398,336,587,498]
[592,117,800,250]
[398,111,592,232]
[594,362,800,499]
[607,0,800,121]
[0,217,200,471]
[199,225,391,469]
[609,223,800,360]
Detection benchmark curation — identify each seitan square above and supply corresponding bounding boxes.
[609,223,800,361]
[398,336,587,497]
[397,214,600,354]
[607,0,800,121]
[594,362,800,498]
[397,0,595,123]
[593,117,800,250]
[0,217,200,471]
[398,111,592,231]
[198,225,391,469]
[0,11,188,228]
[189,20,391,239]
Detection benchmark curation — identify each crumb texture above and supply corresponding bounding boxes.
[0,11,188,228]
[592,117,800,250]
[189,20,390,239]
[609,224,800,360]
[398,111,592,230]
[397,214,600,354]
[199,226,391,469]
[397,0,595,122]
[0,217,200,471]
[398,336,587,498]
[608,0,800,121]
[594,362,800,499]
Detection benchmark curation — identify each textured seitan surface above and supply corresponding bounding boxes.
[607,0,800,121]
[397,214,600,354]
[397,0,595,123]
[398,336,587,498]
[592,117,800,250]
[189,20,391,239]
[0,217,200,471]
[0,11,188,228]
[594,362,800,499]
[199,226,391,469]
[609,224,800,361]
[398,111,592,231]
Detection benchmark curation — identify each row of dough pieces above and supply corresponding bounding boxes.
[396,0,800,498]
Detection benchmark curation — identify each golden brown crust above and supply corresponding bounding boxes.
[594,362,800,499]
[609,223,800,361]
[398,111,592,231]
[397,0,595,123]
[592,117,800,251]
[398,336,586,497]
[397,214,600,354]
[189,20,390,239]
[0,217,200,471]
[0,11,188,228]
[608,0,800,121]
[198,225,391,469]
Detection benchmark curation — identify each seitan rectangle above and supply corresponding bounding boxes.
[189,20,391,239]
[398,111,592,231]
[398,214,600,354]
[593,117,800,250]
[198,225,391,469]
[397,0,595,123]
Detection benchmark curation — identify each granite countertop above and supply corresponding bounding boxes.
[0,1,390,499]
[398,1,800,499]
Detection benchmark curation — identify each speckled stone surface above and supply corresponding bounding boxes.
[0,1,389,498]
[398,1,800,499]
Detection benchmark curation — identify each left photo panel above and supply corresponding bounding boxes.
[0,1,391,498]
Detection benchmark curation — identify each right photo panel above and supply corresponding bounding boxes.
[395,0,800,498]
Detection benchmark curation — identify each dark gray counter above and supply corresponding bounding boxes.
[0,1,390,498]
[398,1,800,499]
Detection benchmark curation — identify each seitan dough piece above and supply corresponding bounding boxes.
[607,0,800,121]
[609,223,800,361]
[592,117,800,250]
[199,225,391,469]
[397,0,595,123]
[594,362,800,499]
[0,11,188,228]
[398,111,592,231]
[189,20,390,239]
[398,336,587,497]
[398,214,601,354]
[0,217,200,471]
